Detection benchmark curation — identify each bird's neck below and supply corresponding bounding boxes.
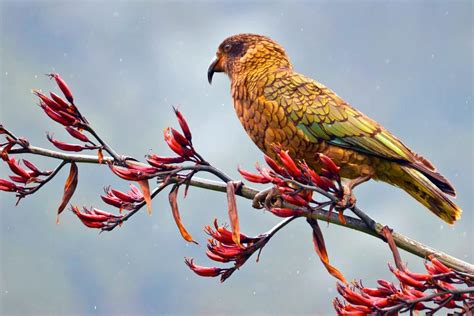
[230,57,292,100]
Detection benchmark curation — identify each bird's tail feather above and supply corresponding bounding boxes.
[391,166,462,224]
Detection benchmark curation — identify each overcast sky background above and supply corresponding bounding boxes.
[1,1,472,315]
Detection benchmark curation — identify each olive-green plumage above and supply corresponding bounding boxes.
[208,33,461,224]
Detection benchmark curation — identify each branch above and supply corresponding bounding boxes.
[2,75,472,315]
[5,145,473,274]
[381,287,474,314]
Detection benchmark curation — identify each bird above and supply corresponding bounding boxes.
[207,33,462,224]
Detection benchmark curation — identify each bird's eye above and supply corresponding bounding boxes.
[223,44,232,53]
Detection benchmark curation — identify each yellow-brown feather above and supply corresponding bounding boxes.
[222,33,461,223]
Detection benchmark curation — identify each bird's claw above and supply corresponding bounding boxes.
[336,174,372,211]
[252,186,282,210]
[232,180,244,195]
[114,155,137,166]
[336,185,357,211]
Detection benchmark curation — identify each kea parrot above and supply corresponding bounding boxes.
[207,33,461,224]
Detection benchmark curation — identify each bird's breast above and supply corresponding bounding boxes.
[233,95,323,161]
[232,97,377,181]
[231,81,378,180]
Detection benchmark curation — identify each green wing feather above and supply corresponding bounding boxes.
[263,71,415,163]
[262,70,456,196]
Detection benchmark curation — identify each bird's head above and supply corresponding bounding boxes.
[208,33,292,84]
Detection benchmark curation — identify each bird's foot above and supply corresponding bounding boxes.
[338,174,372,208]
[336,185,357,211]
[336,174,378,230]
[252,186,282,210]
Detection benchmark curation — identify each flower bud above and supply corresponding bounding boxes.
[270,207,304,218]
[173,107,192,142]
[7,157,32,179]
[318,153,340,175]
[65,127,91,143]
[48,73,74,104]
[47,133,86,152]
[278,150,302,178]
[184,258,222,277]
[0,178,20,192]
[238,166,270,183]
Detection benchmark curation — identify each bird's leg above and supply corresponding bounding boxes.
[336,174,372,210]
[336,174,379,231]
[252,186,282,210]
[335,174,373,226]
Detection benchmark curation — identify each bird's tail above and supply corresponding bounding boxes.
[387,166,462,224]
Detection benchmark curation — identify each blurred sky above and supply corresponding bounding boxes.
[0,1,472,315]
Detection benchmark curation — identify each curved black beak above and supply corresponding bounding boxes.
[207,56,219,84]
[207,56,224,84]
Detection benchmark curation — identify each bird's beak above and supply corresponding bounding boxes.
[207,55,224,84]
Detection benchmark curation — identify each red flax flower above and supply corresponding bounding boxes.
[0,155,53,199]
[155,108,207,164]
[184,258,223,277]
[1,157,52,188]
[269,207,305,218]
[47,73,74,104]
[0,178,22,192]
[22,159,52,177]
[108,163,156,181]
[172,106,192,142]
[334,257,473,315]
[237,166,270,184]
[185,219,261,282]
[46,133,96,152]
[49,92,71,110]
[6,157,35,180]
[64,127,92,143]
[239,146,341,201]
[238,148,341,214]
[71,206,122,229]
[163,127,194,158]
[146,154,185,169]
[278,149,302,178]
[101,184,144,212]
[318,153,341,179]
[34,90,80,127]
[236,149,349,284]
[34,74,84,128]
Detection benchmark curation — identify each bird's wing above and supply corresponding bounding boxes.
[262,71,416,163]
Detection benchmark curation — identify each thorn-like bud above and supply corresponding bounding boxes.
[47,73,74,104]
